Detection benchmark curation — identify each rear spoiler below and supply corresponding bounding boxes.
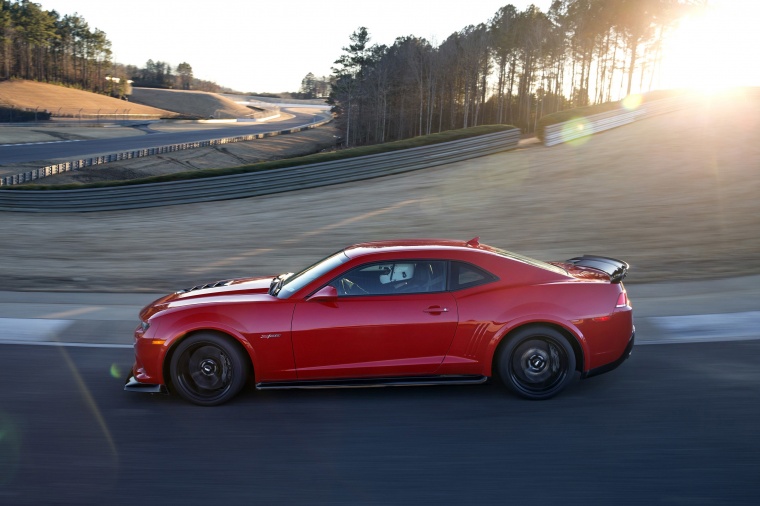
[566,255,629,283]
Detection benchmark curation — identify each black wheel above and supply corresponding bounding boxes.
[169,333,248,406]
[497,326,576,400]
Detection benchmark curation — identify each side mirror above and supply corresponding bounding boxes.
[307,285,338,301]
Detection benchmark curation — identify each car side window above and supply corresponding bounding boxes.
[449,261,497,291]
[330,260,447,296]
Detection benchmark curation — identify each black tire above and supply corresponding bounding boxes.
[169,333,249,406]
[497,326,576,400]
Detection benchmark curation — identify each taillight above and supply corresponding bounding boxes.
[615,291,629,308]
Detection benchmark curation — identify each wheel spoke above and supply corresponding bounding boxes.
[170,334,248,406]
[509,337,568,394]
[180,344,233,396]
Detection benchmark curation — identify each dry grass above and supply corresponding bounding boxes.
[0,80,176,116]
[2,88,759,292]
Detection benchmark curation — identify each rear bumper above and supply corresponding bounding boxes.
[124,374,167,394]
[581,326,635,379]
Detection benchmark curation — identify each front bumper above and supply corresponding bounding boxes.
[580,326,635,379]
[124,374,167,394]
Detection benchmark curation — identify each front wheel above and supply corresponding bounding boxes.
[498,327,576,400]
[169,333,249,406]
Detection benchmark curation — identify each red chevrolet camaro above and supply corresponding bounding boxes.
[125,238,634,405]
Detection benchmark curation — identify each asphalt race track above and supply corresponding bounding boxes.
[1,342,759,505]
[0,281,759,505]
[0,108,327,165]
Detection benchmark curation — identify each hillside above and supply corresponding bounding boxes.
[130,88,262,119]
[0,80,176,117]
[0,80,274,119]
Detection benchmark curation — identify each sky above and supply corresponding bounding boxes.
[656,0,760,92]
[37,0,550,93]
[36,0,760,95]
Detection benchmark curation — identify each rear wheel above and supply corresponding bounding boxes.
[169,333,248,406]
[498,326,576,400]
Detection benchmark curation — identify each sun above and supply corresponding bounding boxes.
[659,1,760,92]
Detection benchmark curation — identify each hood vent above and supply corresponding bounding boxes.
[177,279,234,294]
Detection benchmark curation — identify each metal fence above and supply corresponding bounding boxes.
[0,107,164,122]
[543,95,697,147]
[3,105,281,121]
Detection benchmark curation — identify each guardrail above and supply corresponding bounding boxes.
[0,117,333,187]
[50,108,164,121]
[543,96,696,146]
[0,129,520,213]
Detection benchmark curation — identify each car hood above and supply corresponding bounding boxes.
[139,276,275,320]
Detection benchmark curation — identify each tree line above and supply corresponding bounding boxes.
[0,0,221,97]
[328,0,697,147]
[3,0,697,139]
[0,0,111,92]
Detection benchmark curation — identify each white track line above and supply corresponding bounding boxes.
[0,340,132,349]
[0,317,71,341]
[0,318,131,349]
[1,140,82,147]
[642,311,760,344]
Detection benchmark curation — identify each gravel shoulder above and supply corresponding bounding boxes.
[2,90,758,292]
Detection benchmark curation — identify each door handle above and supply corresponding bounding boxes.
[423,306,448,314]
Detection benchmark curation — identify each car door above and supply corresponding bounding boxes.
[290,260,458,380]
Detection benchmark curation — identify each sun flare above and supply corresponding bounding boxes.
[660,1,760,92]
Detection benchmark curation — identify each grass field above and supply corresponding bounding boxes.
[0,80,275,120]
[0,80,176,117]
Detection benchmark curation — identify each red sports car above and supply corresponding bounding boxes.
[125,238,634,405]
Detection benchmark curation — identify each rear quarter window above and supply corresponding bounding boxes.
[449,261,498,291]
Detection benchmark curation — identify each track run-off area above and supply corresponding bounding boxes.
[1,89,759,504]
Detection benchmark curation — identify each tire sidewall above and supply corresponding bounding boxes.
[497,326,576,400]
[169,333,248,406]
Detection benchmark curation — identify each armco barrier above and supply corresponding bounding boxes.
[0,117,332,187]
[543,96,696,147]
[0,129,520,213]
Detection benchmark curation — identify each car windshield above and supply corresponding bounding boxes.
[275,250,349,298]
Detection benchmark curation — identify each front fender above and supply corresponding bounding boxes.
[160,319,259,380]
[152,301,298,383]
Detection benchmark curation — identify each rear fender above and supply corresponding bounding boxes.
[485,315,589,376]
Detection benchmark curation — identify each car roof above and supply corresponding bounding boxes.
[342,239,570,280]
[343,238,500,259]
